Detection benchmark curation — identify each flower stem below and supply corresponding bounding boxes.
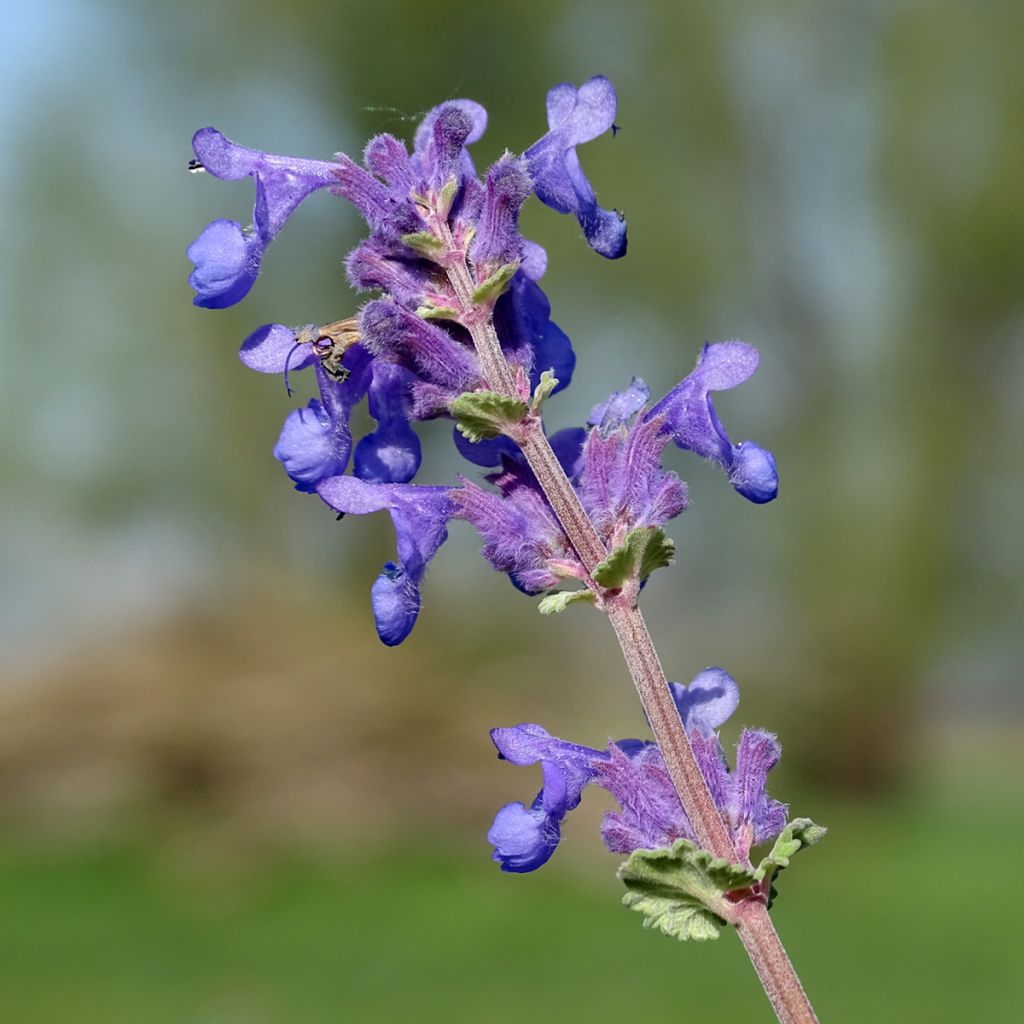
[446,251,819,1023]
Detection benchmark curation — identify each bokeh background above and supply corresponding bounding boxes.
[2,0,1022,1020]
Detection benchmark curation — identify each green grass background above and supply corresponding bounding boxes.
[3,783,1020,1023]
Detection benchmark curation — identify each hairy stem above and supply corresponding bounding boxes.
[446,249,818,1024]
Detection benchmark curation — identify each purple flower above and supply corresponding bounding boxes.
[488,668,787,872]
[646,342,779,504]
[577,412,688,539]
[273,352,373,492]
[454,455,574,594]
[488,725,604,872]
[588,375,650,432]
[353,362,422,484]
[359,300,481,419]
[669,667,740,737]
[455,381,690,593]
[187,128,340,308]
[238,322,316,376]
[411,100,488,187]
[316,475,455,645]
[345,237,435,309]
[494,274,576,396]
[471,155,532,275]
[525,75,627,259]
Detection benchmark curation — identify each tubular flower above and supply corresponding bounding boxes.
[187,128,341,308]
[525,75,627,259]
[646,342,779,504]
[316,476,455,646]
[273,352,373,492]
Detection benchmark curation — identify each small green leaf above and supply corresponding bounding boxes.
[471,261,520,305]
[593,526,675,590]
[401,232,445,258]
[538,589,595,615]
[754,818,826,908]
[592,541,633,591]
[531,369,559,412]
[451,390,529,442]
[636,528,676,581]
[437,176,459,216]
[415,304,461,321]
[617,839,757,942]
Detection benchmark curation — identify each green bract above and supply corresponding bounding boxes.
[451,390,529,442]
[593,525,675,590]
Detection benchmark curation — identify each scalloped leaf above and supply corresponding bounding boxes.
[755,818,827,908]
[451,391,529,442]
[593,526,675,590]
[617,839,757,942]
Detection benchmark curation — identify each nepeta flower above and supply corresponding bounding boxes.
[190,95,584,499]
[316,476,455,646]
[488,668,787,872]
[273,353,372,492]
[525,75,627,259]
[647,341,779,504]
[471,155,533,276]
[352,361,422,484]
[455,378,688,592]
[456,342,777,600]
[187,129,340,308]
[496,273,576,397]
[454,444,582,594]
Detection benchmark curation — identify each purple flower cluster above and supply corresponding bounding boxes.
[189,78,635,642]
[453,345,777,597]
[488,668,787,872]
[187,77,776,648]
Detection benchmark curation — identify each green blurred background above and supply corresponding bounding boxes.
[1,0,1022,1020]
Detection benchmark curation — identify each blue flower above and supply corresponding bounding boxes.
[273,353,373,492]
[494,273,576,397]
[353,361,422,484]
[587,375,650,433]
[669,667,740,736]
[238,322,316,376]
[646,342,779,503]
[188,128,340,308]
[316,476,455,645]
[488,724,604,872]
[525,75,627,259]
[358,300,481,419]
